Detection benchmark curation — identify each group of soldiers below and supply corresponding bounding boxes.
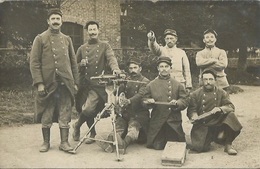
[29,8,242,157]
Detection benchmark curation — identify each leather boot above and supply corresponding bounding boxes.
[73,114,87,141]
[85,118,96,144]
[59,128,73,152]
[123,136,132,154]
[39,128,50,152]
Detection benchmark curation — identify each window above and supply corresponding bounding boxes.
[62,22,83,51]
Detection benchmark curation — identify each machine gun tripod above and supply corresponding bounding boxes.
[68,73,127,161]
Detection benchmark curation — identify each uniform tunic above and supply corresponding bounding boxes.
[137,75,189,148]
[187,86,242,151]
[30,28,79,127]
[196,46,229,88]
[148,40,192,88]
[76,39,120,102]
[116,74,150,140]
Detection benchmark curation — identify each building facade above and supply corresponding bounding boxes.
[61,0,121,51]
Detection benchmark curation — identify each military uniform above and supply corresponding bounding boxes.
[196,46,229,89]
[138,75,189,150]
[30,28,79,127]
[187,86,242,152]
[116,74,150,142]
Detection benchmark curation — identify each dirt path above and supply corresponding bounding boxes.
[0,85,260,168]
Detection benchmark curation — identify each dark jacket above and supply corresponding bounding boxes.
[119,74,150,125]
[187,86,242,150]
[30,28,79,123]
[137,75,189,147]
[76,39,120,102]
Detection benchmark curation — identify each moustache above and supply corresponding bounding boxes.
[53,23,60,26]
[130,72,137,75]
[90,34,97,36]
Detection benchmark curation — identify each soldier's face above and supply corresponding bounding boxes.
[203,33,217,47]
[47,14,62,30]
[202,73,216,90]
[87,24,99,39]
[128,63,141,76]
[165,34,177,48]
[157,62,171,76]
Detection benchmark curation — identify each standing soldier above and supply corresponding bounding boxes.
[73,21,122,144]
[196,29,229,90]
[30,8,79,153]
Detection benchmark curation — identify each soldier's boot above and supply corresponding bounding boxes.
[59,128,73,152]
[39,128,50,152]
[122,136,133,154]
[116,133,132,155]
[96,134,114,153]
[85,118,96,144]
[72,114,86,141]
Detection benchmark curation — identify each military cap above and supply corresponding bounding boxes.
[164,29,178,37]
[157,56,172,66]
[202,68,217,79]
[47,8,62,18]
[203,29,218,37]
[127,58,141,66]
[84,20,100,29]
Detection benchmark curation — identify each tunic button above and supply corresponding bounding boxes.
[61,41,63,43]
[168,108,171,110]
[65,53,67,56]
[168,81,171,83]
[97,45,99,47]
[135,91,137,93]
[203,105,205,107]
[55,68,58,71]
[96,61,98,63]
[53,48,55,50]
[214,93,216,95]
[55,61,57,64]
[86,51,88,53]
[214,98,217,100]
[85,67,88,69]
[85,73,88,75]
[51,41,54,44]
[203,94,206,96]
[62,47,65,49]
[168,96,171,99]
[96,66,98,68]
[136,85,138,87]
[203,100,205,102]
[53,54,56,57]
[169,91,171,93]
[96,55,98,57]
[95,72,98,74]
[97,50,99,52]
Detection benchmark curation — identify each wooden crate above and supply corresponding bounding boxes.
[161,142,187,167]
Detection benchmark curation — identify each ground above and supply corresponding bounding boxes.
[0,85,260,168]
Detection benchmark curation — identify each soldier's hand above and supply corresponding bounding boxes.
[80,59,87,66]
[144,98,155,104]
[147,31,155,42]
[190,113,199,121]
[170,99,178,106]
[211,107,222,114]
[113,69,121,75]
[74,85,78,92]
[37,83,46,96]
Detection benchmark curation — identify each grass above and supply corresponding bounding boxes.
[0,87,78,127]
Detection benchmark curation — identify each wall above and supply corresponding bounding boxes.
[61,0,121,48]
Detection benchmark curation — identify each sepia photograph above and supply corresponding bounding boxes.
[0,0,259,168]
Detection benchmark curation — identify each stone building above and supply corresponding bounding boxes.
[61,0,121,51]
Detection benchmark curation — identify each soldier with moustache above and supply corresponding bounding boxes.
[187,69,242,155]
[30,8,79,153]
[96,58,150,154]
[135,57,189,150]
[196,29,229,90]
[147,29,192,92]
[73,21,122,144]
